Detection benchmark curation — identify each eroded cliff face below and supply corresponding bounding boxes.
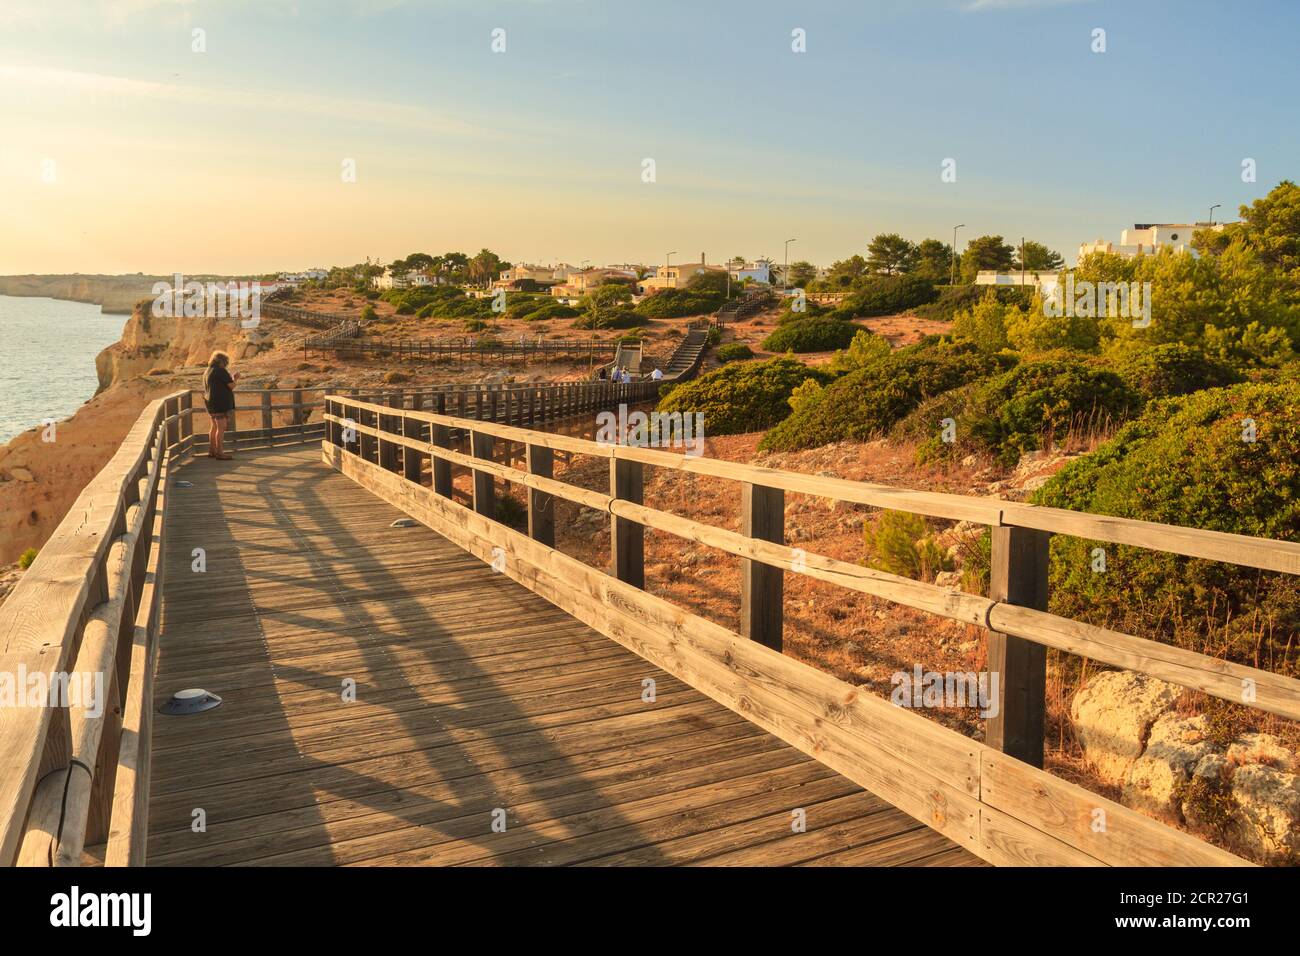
[0,274,163,314]
[94,304,263,392]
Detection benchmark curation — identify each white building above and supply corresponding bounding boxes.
[1079,222,1228,261]
[278,268,329,282]
[974,270,1060,298]
[727,258,773,284]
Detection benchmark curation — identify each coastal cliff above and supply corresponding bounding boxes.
[94,303,264,392]
[0,274,164,314]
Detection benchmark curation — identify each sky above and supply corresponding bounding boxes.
[1,0,1297,275]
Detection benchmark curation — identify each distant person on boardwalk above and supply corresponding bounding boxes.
[598,366,607,381]
[203,350,239,460]
[651,367,664,381]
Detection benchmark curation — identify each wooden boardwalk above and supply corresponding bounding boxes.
[147,446,980,867]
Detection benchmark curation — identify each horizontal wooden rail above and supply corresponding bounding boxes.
[327,396,1300,573]
[0,390,192,867]
[323,395,1300,866]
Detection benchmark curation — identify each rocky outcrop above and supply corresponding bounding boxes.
[1072,670,1300,865]
[94,303,262,391]
[1071,671,1180,785]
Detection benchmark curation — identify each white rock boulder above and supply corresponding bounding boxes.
[1071,671,1181,786]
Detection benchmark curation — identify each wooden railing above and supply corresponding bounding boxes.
[187,379,663,454]
[302,335,623,360]
[0,390,193,866]
[321,395,1300,866]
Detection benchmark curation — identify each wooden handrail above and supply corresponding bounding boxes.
[0,390,192,867]
[322,396,1298,866]
[326,396,1300,573]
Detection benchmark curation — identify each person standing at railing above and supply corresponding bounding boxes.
[203,350,240,460]
[651,367,663,381]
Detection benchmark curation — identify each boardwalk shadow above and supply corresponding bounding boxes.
[153,445,686,866]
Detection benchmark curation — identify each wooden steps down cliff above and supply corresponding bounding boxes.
[147,446,980,867]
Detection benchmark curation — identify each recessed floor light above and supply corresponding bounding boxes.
[159,688,222,715]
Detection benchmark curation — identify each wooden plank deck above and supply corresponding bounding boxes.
[148,445,982,866]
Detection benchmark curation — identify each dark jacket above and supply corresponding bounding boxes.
[203,365,236,413]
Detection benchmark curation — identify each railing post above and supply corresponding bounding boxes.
[986,525,1051,768]
[610,454,644,588]
[431,394,452,498]
[180,391,193,458]
[261,391,273,446]
[470,428,494,517]
[402,408,423,483]
[378,407,397,472]
[359,404,377,462]
[740,483,784,651]
[526,443,554,547]
[164,396,179,451]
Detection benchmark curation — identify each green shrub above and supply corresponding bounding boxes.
[863,511,951,583]
[776,298,833,322]
[656,357,834,436]
[759,340,1001,452]
[391,286,490,321]
[834,274,938,318]
[360,304,377,323]
[1114,342,1243,399]
[1007,306,1102,353]
[18,547,38,570]
[951,294,1014,352]
[573,305,641,330]
[635,272,728,319]
[762,318,861,353]
[522,302,579,322]
[914,284,1033,323]
[787,377,824,413]
[826,329,892,373]
[715,342,754,363]
[1032,381,1300,672]
[916,355,1140,466]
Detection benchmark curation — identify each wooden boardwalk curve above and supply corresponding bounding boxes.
[147,447,980,867]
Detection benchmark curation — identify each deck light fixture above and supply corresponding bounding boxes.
[159,688,222,715]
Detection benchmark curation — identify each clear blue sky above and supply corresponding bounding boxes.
[2,0,1296,273]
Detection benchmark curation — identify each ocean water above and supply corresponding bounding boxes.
[0,295,128,445]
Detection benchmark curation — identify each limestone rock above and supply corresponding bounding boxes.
[933,570,962,589]
[1070,671,1180,786]
[1228,764,1300,864]
[1122,714,1214,823]
[1227,733,1297,773]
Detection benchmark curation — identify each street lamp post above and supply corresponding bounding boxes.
[784,238,797,288]
[1209,203,1221,226]
[951,224,965,286]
